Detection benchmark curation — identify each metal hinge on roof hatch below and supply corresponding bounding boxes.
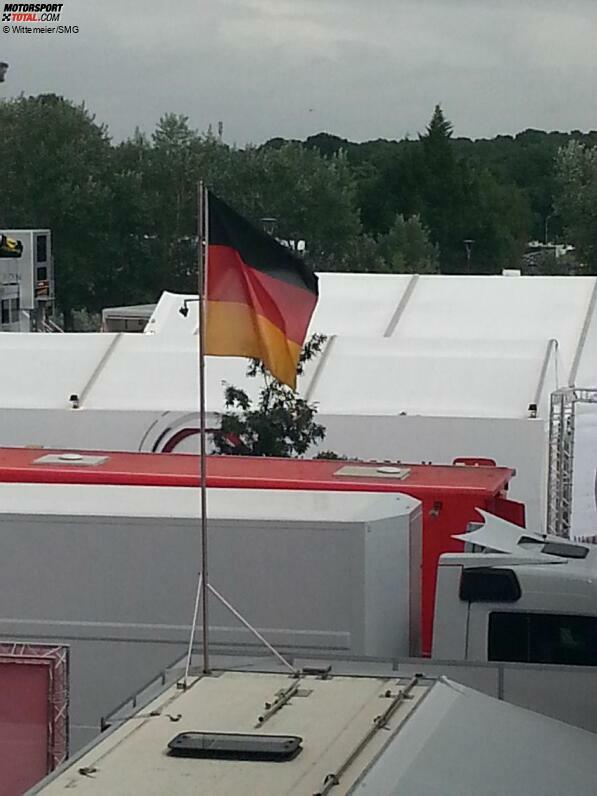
[256,679,312,728]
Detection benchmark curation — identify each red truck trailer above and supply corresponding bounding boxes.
[0,448,524,654]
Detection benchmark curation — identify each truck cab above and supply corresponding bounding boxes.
[432,518,597,666]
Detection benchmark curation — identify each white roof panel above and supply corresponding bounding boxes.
[35,672,597,796]
[35,673,429,796]
[312,337,547,418]
[573,294,597,386]
[308,272,412,337]
[394,275,596,372]
[0,274,595,421]
[145,276,413,339]
[83,334,313,412]
[0,482,417,522]
[144,291,198,336]
[353,677,597,796]
[82,336,265,413]
[0,333,118,409]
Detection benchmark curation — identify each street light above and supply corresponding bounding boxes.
[463,239,474,274]
[179,297,199,317]
[260,217,277,236]
[544,212,554,245]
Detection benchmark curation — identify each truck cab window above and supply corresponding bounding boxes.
[489,612,597,666]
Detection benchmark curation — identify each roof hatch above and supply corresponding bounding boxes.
[33,453,109,467]
[167,731,302,761]
[334,464,410,480]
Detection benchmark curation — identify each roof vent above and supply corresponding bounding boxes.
[334,465,410,480]
[34,454,109,467]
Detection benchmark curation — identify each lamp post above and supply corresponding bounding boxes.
[463,239,474,274]
[260,217,277,236]
[544,213,554,245]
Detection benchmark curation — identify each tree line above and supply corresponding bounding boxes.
[0,94,596,328]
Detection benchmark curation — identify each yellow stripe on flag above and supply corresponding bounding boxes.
[205,300,302,389]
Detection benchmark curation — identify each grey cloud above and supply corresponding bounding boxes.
[1,0,596,143]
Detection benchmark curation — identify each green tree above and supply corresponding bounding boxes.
[0,94,113,326]
[554,141,597,272]
[421,105,455,171]
[211,335,329,457]
[321,233,386,273]
[97,131,158,309]
[144,114,212,293]
[377,214,439,273]
[418,105,465,271]
[213,143,362,267]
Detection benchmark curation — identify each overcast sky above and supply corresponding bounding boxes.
[2,0,596,144]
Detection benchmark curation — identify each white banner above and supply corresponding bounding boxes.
[571,403,597,539]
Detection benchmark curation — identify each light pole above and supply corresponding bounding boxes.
[463,239,474,274]
[544,213,554,245]
[260,217,277,236]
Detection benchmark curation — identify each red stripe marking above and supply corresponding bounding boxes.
[207,245,317,345]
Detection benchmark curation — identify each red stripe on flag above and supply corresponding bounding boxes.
[207,245,317,345]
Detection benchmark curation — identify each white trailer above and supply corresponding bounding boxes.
[0,482,420,751]
[1,476,597,754]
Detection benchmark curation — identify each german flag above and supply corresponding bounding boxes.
[206,193,319,389]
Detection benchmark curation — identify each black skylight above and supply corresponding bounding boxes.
[167,732,302,761]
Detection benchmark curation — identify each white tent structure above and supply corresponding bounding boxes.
[145,274,597,380]
[0,273,596,532]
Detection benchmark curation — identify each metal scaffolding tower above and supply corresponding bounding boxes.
[547,387,597,537]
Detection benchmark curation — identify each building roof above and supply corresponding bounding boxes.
[1,272,596,419]
[33,667,597,796]
[101,304,155,320]
[143,273,597,392]
[0,447,515,497]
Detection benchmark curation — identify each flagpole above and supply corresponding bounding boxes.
[198,180,210,674]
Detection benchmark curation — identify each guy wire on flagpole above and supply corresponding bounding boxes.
[183,573,202,685]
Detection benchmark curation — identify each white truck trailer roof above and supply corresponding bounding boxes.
[32,668,597,796]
